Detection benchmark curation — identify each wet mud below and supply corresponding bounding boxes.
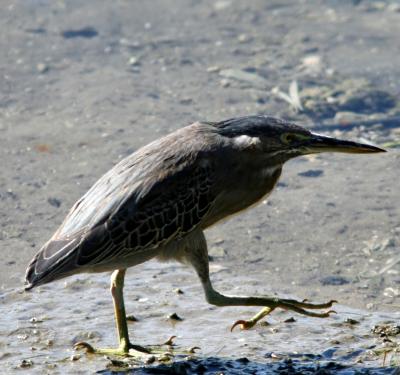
[1,262,400,374]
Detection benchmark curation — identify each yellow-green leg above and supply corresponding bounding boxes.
[182,231,336,332]
[75,269,151,357]
[75,269,196,358]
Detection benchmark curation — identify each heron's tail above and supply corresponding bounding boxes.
[24,237,80,290]
[25,252,43,290]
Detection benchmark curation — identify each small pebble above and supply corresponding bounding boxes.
[128,56,140,66]
[345,318,359,325]
[46,339,54,347]
[320,275,350,286]
[34,144,51,153]
[180,98,193,105]
[29,317,43,323]
[214,0,231,10]
[302,55,321,68]
[19,359,33,368]
[107,358,128,368]
[145,355,156,364]
[168,312,183,321]
[220,79,230,87]
[47,198,62,208]
[36,63,49,74]
[284,317,296,323]
[237,34,251,43]
[207,66,220,73]
[126,315,138,322]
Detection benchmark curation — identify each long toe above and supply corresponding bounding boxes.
[74,341,150,357]
[280,298,337,310]
[74,342,132,357]
[230,298,337,332]
[281,304,337,318]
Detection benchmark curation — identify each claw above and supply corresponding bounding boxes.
[163,335,177,346]
[74,341,95,354]
[188,346,201,353]
[230,319,256,332]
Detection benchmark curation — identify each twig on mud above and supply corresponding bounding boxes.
[378,255,400,275]
[272,81,303,113]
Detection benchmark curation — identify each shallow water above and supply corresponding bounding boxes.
[1,260,399,374]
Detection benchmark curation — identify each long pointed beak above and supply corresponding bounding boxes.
[304,133,386,154]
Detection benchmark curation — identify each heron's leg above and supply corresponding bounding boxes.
[184,231,336,331]
[110,269,153,353]
[75,269,199,358]
[201,279,336,331]
[75,269,151,356]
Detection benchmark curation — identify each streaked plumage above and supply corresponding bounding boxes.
[26,122,218,287]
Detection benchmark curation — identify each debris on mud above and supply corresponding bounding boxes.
[301,78,398,120]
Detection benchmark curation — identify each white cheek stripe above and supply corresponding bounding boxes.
[233,135,262,149]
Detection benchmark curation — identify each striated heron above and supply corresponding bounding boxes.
[25,115,385,357]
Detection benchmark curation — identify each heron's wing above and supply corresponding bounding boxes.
[74,160,216,266]
[25,140,217,288]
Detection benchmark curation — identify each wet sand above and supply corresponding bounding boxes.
[1,0,400,373]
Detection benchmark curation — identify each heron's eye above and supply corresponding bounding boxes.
[281,133,297,145]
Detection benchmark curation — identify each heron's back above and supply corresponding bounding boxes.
[25,123,222,289]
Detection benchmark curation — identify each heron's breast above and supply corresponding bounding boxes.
[202,165,282,228]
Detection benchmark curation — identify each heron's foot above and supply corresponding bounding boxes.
[74,341,152,357]
[74,336,200,359]
[231,298,337,331]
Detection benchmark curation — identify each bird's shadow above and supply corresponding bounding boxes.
[97,353,398,375]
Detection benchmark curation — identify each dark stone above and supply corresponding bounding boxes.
[168,312,183,321]
[47,197,61,207]
[61,26,98,39]
[298,169,324,178]
[320,275,350,286]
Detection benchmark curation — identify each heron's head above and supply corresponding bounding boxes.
[214,115,385,164]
